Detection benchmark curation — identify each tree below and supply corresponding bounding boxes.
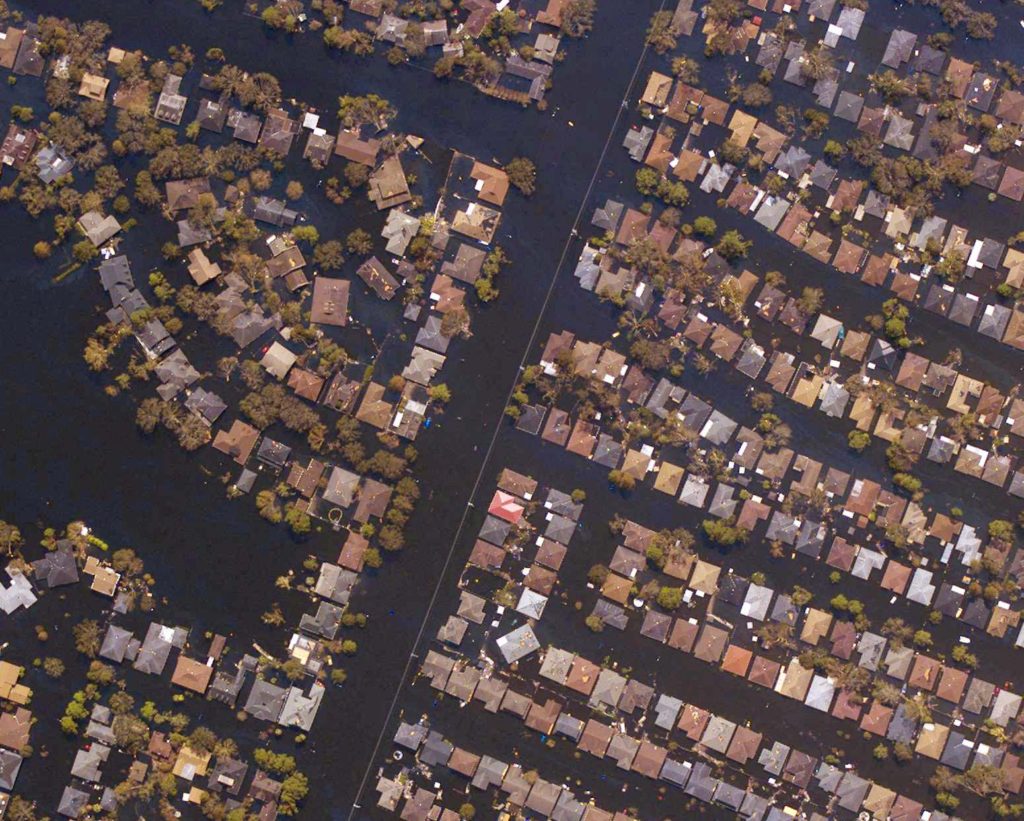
[279,771,309,815]
[434,55,456,79]
[848,430,871,453]
[0,521,23,555]
[636,167,660,196]
[715,230,751,261]
[108,692,135,718]
[504,157,536,196]
[346,228,372,255]
[6,797,44,821]
[657,586,683,610]
[43,657,65,678]
[292,226,319,247]
[800,47,833,80]
[136,397,162,433]
[961,764,1007,796]
[741,83,772,108]
[324,26,374,55]
[935,250,966,284]
[337,94,394,129]
[83,337,112,372]
[561,0,596,37]
[285,504,311,535]
[428,384,451,403]
[261,6,296,30]
[254,749,297,775]
[33,241,52,259]
[344,161,371,188]
[86,660,116,686]
[672,56,700,83]
[475,277,499,302]
[869,70,913,104]
[692,216,717,238]
[378,525,405,551]
[608,469,635,491]
[73,239,98,263]
[791,586,812,606]
[796,286,823,316]
[646,11,678,54]
[284,180,303,201]
[989,519,1015,543]
[892,472,922,495]
[256,490,283,523]
[587,564,610,586]
[702,517,748,546]
[313,240,344,271]
[73,619,102,657]
[706,0,743,24]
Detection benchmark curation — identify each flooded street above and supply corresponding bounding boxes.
[1,0,663,815]
[5,0,1024,817]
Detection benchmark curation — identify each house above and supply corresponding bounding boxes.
[133,623,176,675]
[303,130,335,165]
[259,108,299,155]
[207,758,249,796]
[171,656,214,694]
[78,72,109,101]
[355,383,394,429]
[257,437,291,471]
[32,544,79,588]
[470,161,510,207]
[322,466,360,509]
[280,682,324,731]
[212,419,260,465]
[0,28,24,70]
[451,201,501,244]
[87,562,120,599]
[354,478,392,523]
[441,242,486,284]
[78,211,121,246]
[0,124,36,170]
[187,248,221,285]
[12,31,43,77]
[260,341,297,380]
[229,109,263,143]
[154,74,187,124]
[57,786,90,819]
[265,246,305,279]
[367,156,412,210]
[173,746,212,781]
[35,143,73,182]
[249,196,298,227]
[356,257,399,300]
[287,368,324,403]
[382,209,419,255]
[641,70,673,108]
[287,457,325,499]
[334,130,381,166]
[166,177,212,212]
[196,98,228,132]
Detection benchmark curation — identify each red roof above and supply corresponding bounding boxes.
[487,490,524,524]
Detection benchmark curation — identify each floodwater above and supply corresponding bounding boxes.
[4,0,1024,818]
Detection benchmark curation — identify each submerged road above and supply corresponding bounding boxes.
[2,0,662,816]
